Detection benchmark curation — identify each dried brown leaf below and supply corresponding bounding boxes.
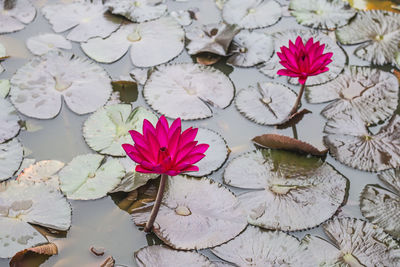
[196,53,221,66]
[10,243,58,267]
[100,256,115,267]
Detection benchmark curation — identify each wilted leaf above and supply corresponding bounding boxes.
[26,33,72,56]
[9,243,57,267]
[0,0,36,34]
[0,98,20,144]
[276,108,312,129]
[0,138,23,181]
[100,256,115,267]
[195,53,221,66]
[105,0,167,23]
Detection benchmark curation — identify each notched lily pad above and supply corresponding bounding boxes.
[324,112,400,172]
[42,0,122,42]
[105,0,167,23]
[0,139,23,181]
[26,33,72,56]
[222,0,282,29]
[289,0,356,30]
[10,51,112,119]
[0,0,36,34]
[81,16,184,67]
[59,154,125,200]
[211,226,314,266]
[0,98,20,144]
[135,245,213,267]
[17,160,64,188]
[336,10,400,65]
[223,149,348,231]
[132,175,247,250]
[144,63,235,120]
[307,66,399,124]
[235,82,297,125]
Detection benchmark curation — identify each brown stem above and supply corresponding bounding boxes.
[144,174,168,233]
[290,83,306,115]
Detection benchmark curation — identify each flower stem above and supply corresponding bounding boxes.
[144,174,168,233]
[290,83,306,115]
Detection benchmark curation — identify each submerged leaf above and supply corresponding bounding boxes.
[10,51,112,119]
[144,63,234,120]
[9,243,57,267]
[0,98,20,144]
[0,139,23,182]
[26,33,72,56]
[336,10,400,65]
[0,0,36,34]
[132,175,247,250]
[307,66,399,124]
[111,81,139,104]
[105,0,167,23]
[224,149,348,231]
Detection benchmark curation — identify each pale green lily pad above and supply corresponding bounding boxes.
[223,149,348,231]
[26,33,72,56]
[289,0,356,30]
[211,226,314,266]
[222,0,282,29]
[83,104,158,156]
[336,10,400,65]
[59,154,125,200]
[144,63,235,120]
[0,98,20,144]
[135,245,214,267]
[0,43,6,74]
[0,79,10,98]
[105,0,167,23]
[0,0,36,34]
[17,160,64,189]
[0,179,71,258]
[10,51,112,119]
[324,112,400,172]
[0,139,23,182]
[235,82,297,125]
[42,0,122,42]
[81,16,184,67]
[306,66,399,124]
[132,175,247,250]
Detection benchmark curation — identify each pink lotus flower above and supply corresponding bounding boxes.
[122,116,209,176]
[277,36,333,84]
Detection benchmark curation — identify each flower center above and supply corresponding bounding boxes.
[54,75,72,92]
[270,184,297,195]
[342,253,363,267]
[160,147,167,152]
[375,34,384,41]
[127,29,141,42]
[364,135,373,141]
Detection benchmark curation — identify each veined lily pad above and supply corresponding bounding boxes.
[185,23,239,56]
[227,30,274,67]
[130,68,149,85]
[360,169,400,238]
[42,0,122,42]
[259,29,346,85]
[10,51,112,119]
[324,112,400,172]
[0,79,10,98]
[0,179,71,258]
[26,33,72,56]
[289,0,356,30]
[235,82,297,125]
[105,0,167,23]
[336,10,400,65]
[223,149,348,231]
[302,217,400,266]
[0,98,20,144]
[0,43,7,74]
[211,226,314,266]
[81,16,184,67]
[0,139,23,182]
[83,104,158,156]
[222,0,282,29]
[135,245,213,267]
[59,154,125,200]
[17,160,64,188]
[306,66,399,124]
[143,63,235,120]
[0,0,36,34]
[132,175,247,250]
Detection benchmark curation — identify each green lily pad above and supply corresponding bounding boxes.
[0,0,36,34]
[0,139,23,182]
[0,98,20,144]
[0,79,10,98]
[26,33,72,56]
[105,0,167,23]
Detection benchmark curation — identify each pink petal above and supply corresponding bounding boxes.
[168,118,181,139]
[277,69,300,77]
[129,130,146,147]
[179,128,198,148]
[135,165,155,173]
[156,118,168,148]
[143,119,156,139]
[174,141,198,164]
[298,76,308,84]
[190,144,209,155]
[168,127,181,159]
[182,165,199,173]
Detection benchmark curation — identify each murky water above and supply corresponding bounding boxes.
[0,0,399,266]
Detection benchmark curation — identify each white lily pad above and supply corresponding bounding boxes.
[336,10,400,65]
[26,33,72,56]
[0,98,20,144]
[235,82,297,125]
[0,139,23,182]
[222,0,282,29]
[59,154,125,200]
[83,104,158,156]
[17,160,64,189]
[105,0,167,23]
[42,0,122,42]
[10,51,112,119]
[143,63,235,120]
[324,112,400,172]
[0,0,36,34]
[223,149,348,231]
[306,66,399,124]
[0,79,10,98]
[130,68,149,85]
[227,30,274,67]
[132,175,247,250]
[81,16,184,67]
[170,10,192,26]
[185,23,239,56]
[211,226,314,266]
[259,29,346,86]
[135,245,213,267]
[379,168,400,193]
[289,0,356,30]
[0,179,71,258]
